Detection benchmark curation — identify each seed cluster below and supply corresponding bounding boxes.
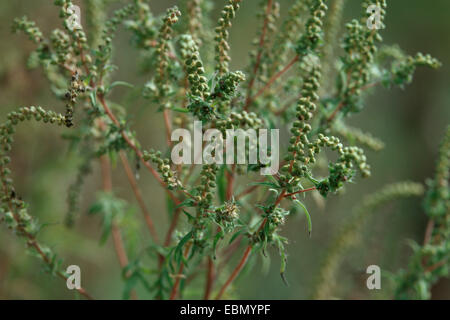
[196,164,218,209]
[296,0,328,54]
[215,200,239,230]
[181,34,246,122]
[339,0,386,115]
[127,0,157,49]
[55,0,89,54]
[0,106,66,228]
[213,71,246,100]
[143,149,181,190]
[215,0,242,74]
[4,0,445,300]
[391,53,441,87]
[246,0,280,92]
[180,34,209,99]
[283,67,322,181]
[51,29,72,66]
[315,141,370,197]
[155,7,181,101]
[12,16,43,44]
[64,72,86,128]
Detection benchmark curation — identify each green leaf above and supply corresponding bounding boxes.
[228,229,244,245]
[248,181,280,189]
[275,237,289,287]
[174,231,192,265]
[122,273,139,300]
[294,200,312,237]
[175,198,196,209]
[213,231,224,259]
[88,192,127,245]
[88,202,103,215]
[217,165,227,203]
[109,81,134,89]
[166,194,175,219]
[181,210,195,222]
[171,107,189,113]
[89,90,98,109]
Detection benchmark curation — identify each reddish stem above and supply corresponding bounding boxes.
[163,109,172,147]
[97,94,180,205]
[244,0,273,110]
[226,165,236,201]
[215,245,252,300]
[164,208,182,247]
[247,55,299,104]
[284,187,317,198]
[203,257,215,300]
[119,151,159,243]
[169,242,192,300]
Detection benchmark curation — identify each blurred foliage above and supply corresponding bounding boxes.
[0,0,448,299]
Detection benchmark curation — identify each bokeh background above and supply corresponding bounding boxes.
[0,0,449,299]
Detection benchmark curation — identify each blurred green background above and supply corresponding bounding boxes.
[0,0,449,299]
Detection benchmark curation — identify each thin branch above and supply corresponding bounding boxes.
[203,256,215,300]
[284,187,317,198]
[226,165,236,201]
[99,154,138,300]
[247,55,299,105]
[423,220,435,246]
[119,151,159,243]
[169,242,192,300]
[236,184,259,200]
[215,245,252,300]
[97,94,180,206]
[244,0,273,110]
[164,208,182,247]
[163,109,173,147]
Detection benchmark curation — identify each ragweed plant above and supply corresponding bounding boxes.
[1,0,445,300]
